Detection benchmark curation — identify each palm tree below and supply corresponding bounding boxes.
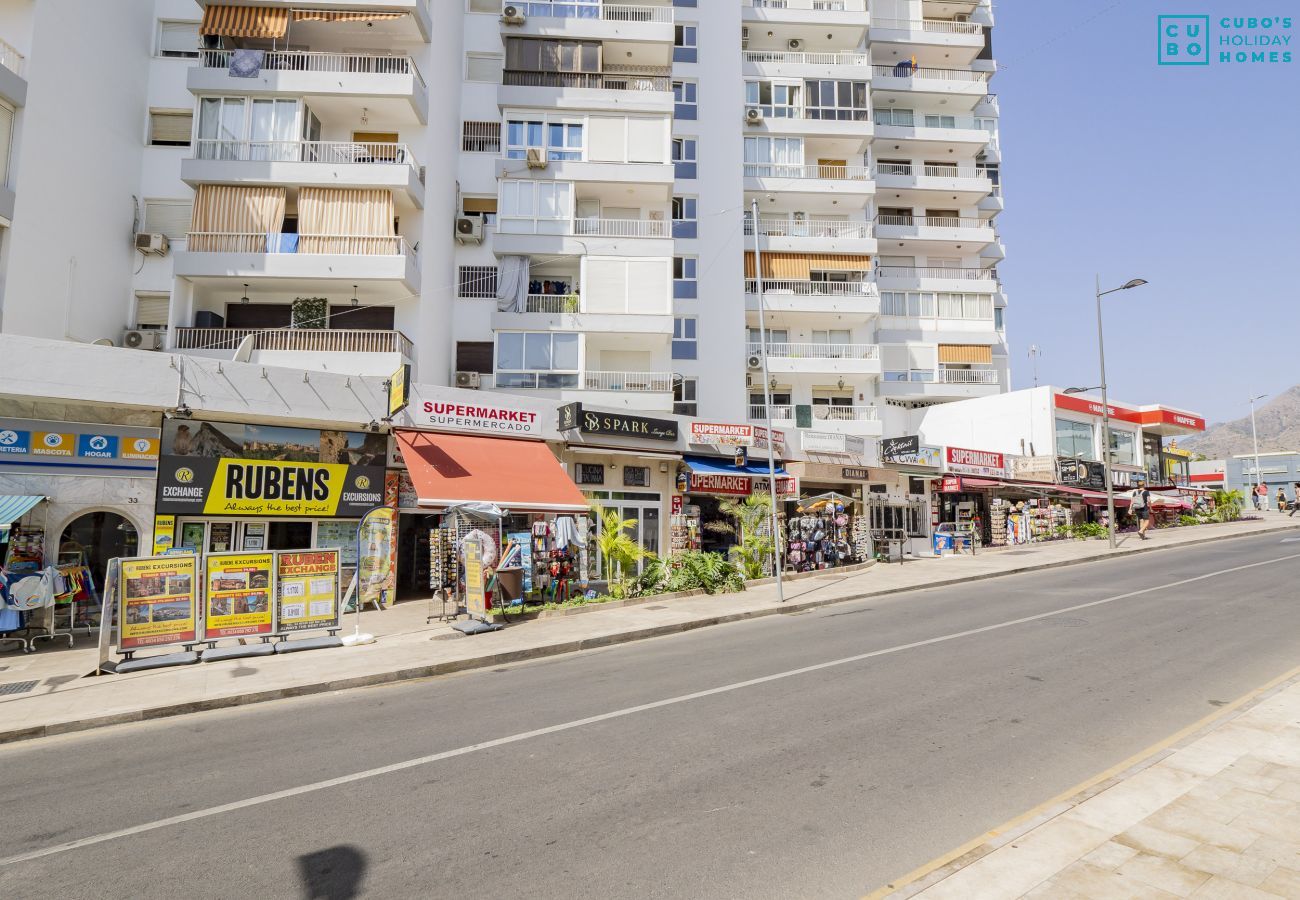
[715,493,776,579]
[591,505,647,585]
[1211,488,1244,522]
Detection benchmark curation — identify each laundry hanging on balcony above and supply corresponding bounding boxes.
[495,255,529,313]
[228,48,264,78]
[200,5,289,39]
[189,185,286,252]
[297,188,395,255]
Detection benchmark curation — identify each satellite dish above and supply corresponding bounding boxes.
[233,334,255,363]
[91,338,114,346]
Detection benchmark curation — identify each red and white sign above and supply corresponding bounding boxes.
[753,425,787,455]
[1138,408,1207,431]
[671,495,683,514]
[1053,393,1143,425]
[940,476,962,493]
[689,472,797,497]
[945,446,1008,477]
[417,400,540,436]
[689,422,753,446]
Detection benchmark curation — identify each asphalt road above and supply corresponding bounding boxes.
[2,532,1299,900]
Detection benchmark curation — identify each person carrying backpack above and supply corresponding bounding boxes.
[1131,481,1152,540]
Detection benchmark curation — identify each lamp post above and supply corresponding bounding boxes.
[750,199,785,602]
[1092,275,1148,549]
[1249,393,1267,505]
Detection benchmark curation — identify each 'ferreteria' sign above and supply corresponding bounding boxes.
[558,403,679,441]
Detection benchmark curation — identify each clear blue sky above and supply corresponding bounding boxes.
[995,1,1299,424]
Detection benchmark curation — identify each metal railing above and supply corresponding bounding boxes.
[875,266,996,280]
[749,405,794,421]
[745,279,876,296]
[873,163,990,180]
[875,214,992,229]
[184,232,411,257]
[502,68,671,92]
[175,327,414,358]
[747,341,879,360]
[872,17,984,34]
[741,49,870,66]
[872,64,991,83]
[873,113,984,130]
[0,38,24,77]
[193,140,418,169]
[512,2,673,23]
[199,49,425,87]
[744,219,872,238]
[940,368,999,384]
[524,294,580,313]
[816,405,879,421]
[573,217,669,237]
[747,0,867,11]
[582,370,675,392]
[743,162,872,180]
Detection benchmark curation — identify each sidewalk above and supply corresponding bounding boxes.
[0,517,1295,745]
[882,667,1300,899]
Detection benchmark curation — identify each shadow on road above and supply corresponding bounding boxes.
[297,844,368,900]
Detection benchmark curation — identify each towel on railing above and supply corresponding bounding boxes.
[230,48,264,78]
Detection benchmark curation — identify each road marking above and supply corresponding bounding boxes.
[1281,537,1300,543]
[3,551,1298,869]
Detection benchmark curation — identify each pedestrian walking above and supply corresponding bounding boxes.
[1291,483,1300,518]
[1253,482,1267,510]
[1131,481,1152,540]
[1278,487,1288,513]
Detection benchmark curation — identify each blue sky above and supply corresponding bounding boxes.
[995,1,1299,424]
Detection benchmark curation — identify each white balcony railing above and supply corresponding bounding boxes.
[512,2,673,23]
[0,38,24,77]
[174,327,414,357]
[747,0,867,11]
[872,64,991,83]
[812,405,880,421]
[872,17,984,34]
[744,104,872,122]
[502,68,671,92]
[748,341,880,360]
[741,50,870,66]
[744,218,872,238]
[875,266,996,281]
[940,368,1000,384]
[745,279,876,296]
[573,217,670,237]
[199,49,425,87]
[873,113,985,131]
[874,163,991,180]
[743,163,873,181]
[184,232,413,258]
[875,214,992,229]
[524,294,580,313]
[583,370,674,392]
[749,405,794,421]
[193,140,419,170]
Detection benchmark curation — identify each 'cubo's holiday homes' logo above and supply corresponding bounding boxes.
[1159,15,1293,65]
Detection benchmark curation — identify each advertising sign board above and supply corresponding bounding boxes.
[118,555,199,651]
[204,552,275,640]
[275,550,341,633]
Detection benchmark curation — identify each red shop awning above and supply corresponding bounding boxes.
[394,430,588,513]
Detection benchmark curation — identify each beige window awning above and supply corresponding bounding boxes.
[744,252,872,279]
[189,185,286,252]
[938,344,993,364]
[462,197,497,213]
[200,5,290,38]
[298,187,396,255]
[291,10,409,24]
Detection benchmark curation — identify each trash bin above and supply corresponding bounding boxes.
[495,567,524,604]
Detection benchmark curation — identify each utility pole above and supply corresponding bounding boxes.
[750,199,785,603]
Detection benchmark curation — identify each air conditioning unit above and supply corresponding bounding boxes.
[501,5,525,25]
[134,233,169,256]
[454,217,483,244]
[744,107,764,125]
[122,329,164,351]
[787,38,804,51]
[746,353,763,370]
[455,371,481,389]
[525,147,548,169]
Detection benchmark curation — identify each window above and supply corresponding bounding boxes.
[882,291,991,320]
[994,307,1005,330]
[673,256,698,299]
[462,121,501,153]
[456,341,494,374]
[498,180,573,233]
[673,80,698,120]
[458,265,497,299]
[149,110,192,147]
[873,107,915,127]
[468,0,500,11]
[674,24,698,63]
[505,38,601,73]
[743,136,803,177]
[672,137,697,178]
[745,80,801,118]
[461,197,497,226]
[0,102,13,187]
[1110,430,1138,467]
[197,97,299,160]
[674,378,698,416]
[804,80,869,121]
[1055,418,1095,460]
[505,118,583,161]
[924,113,957,129]
[517,0,601,17]
[134,292,170,329]
[672,317,697,359]
[746,327,787,344]
[671,196,697,239]
[466,53,504,83]
[496,332,580,388]
[143,199,193,241]
[156,20,199,58]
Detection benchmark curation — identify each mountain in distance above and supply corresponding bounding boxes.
[1180,386,1300,459]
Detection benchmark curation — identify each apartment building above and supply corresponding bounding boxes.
[0,0,1007,453]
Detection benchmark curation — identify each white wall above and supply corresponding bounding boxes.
[917,385,1054,457]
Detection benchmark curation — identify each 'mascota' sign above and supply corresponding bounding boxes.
[559,402,678,441]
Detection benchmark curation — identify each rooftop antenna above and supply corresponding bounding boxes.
[1027,344,1042,386]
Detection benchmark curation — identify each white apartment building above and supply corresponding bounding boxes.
[0,0,1006,454]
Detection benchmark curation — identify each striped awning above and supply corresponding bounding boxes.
[744,252,872,278]
[291,9,409,24]
[0,495,45,527]
[200,5,290,38]
[938,344,993,364]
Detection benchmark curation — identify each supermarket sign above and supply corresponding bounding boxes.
[945,446,1009,478]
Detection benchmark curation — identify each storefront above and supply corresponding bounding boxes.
[154,419,389,592]
[876,436,943,555]
[680,454,797,556]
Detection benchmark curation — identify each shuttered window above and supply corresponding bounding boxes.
[938,344,993,364]
[466,54,504,83]
[584,258,669,314]
[157,20,199,58]
[143,200,194,240]
[461,121,501,153]
[149,110,192,147]
[134,292,170,328]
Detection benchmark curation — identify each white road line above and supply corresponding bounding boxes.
[3,551,1298,869]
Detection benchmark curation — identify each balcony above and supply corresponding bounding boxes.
[748,404,883,436]
[181,141,424,206]
[741,49,871,79]
[872,113,992,150]
[744,105,874,142]
[174,232,420,294]
[495,369,674,411]
[743,162,875,197]
[744,218,875,254]
[492,293,672,335]
[880,367,1000,398]
[870,64,991,102]
[499,67,672,115]
[873,214,995,245]
[743,0,870,42]
[875,265,997,291]
[872,163,991,202]
[0,37,25,107]
[748,341,882,376]
[506,2,674,44]
[869,18,985,59]
[172,327,413,375]
[190,50,427,124]
[745,279,880,317]
[494,215,671,256]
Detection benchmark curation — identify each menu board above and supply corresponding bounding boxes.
[118,556,198,650]
[204,552,275,640]
[275,550,341,633]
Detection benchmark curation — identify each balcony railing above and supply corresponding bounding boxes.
[199,49,425,87]
[875,266,996,280]
[874,163,991,180]
[746,0,867,11]
[744,219,872,238]
[184,232,413,258]
[583,370,674,392]
[0,38,24,77]
[940,368,1000,384]
[875,214,991,229]
[175,327,414,358]
[573,217,669,237]
[502,68,671,92]
[873,113,985,131]
[745,279,877,296]
[193,140,419,170]
[747,341,879,360]
[744,104,871,122]
[812,405,880,421]
[749,405,794,421]
[741,50,870,66]
[514,2,673,23]
[524,294,580,313]
[871,64,991,83]
[743,162,872,181]
[872,17,984,34]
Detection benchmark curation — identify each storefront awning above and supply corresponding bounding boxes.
[683,455,797,497]
[394,431,588,513]
[684,455,788,477]
[0,495,44,527]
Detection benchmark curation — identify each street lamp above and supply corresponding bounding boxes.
[1249,393,1267,505]
[1093,276,1148,549]
[750,199,785,602]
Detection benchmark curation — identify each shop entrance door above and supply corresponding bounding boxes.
[59,512,138,593]
[586,491,661,576]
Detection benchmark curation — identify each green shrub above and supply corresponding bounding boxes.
[1070,522,1108,539]
[1177,514,1199,527]
[630,551,745,597]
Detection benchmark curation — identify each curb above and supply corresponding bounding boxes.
[3,522,1296,745]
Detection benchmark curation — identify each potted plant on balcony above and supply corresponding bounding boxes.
[291,297,328,329]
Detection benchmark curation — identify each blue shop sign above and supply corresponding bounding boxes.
[0,428,31,454]
[77,434,119,459]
